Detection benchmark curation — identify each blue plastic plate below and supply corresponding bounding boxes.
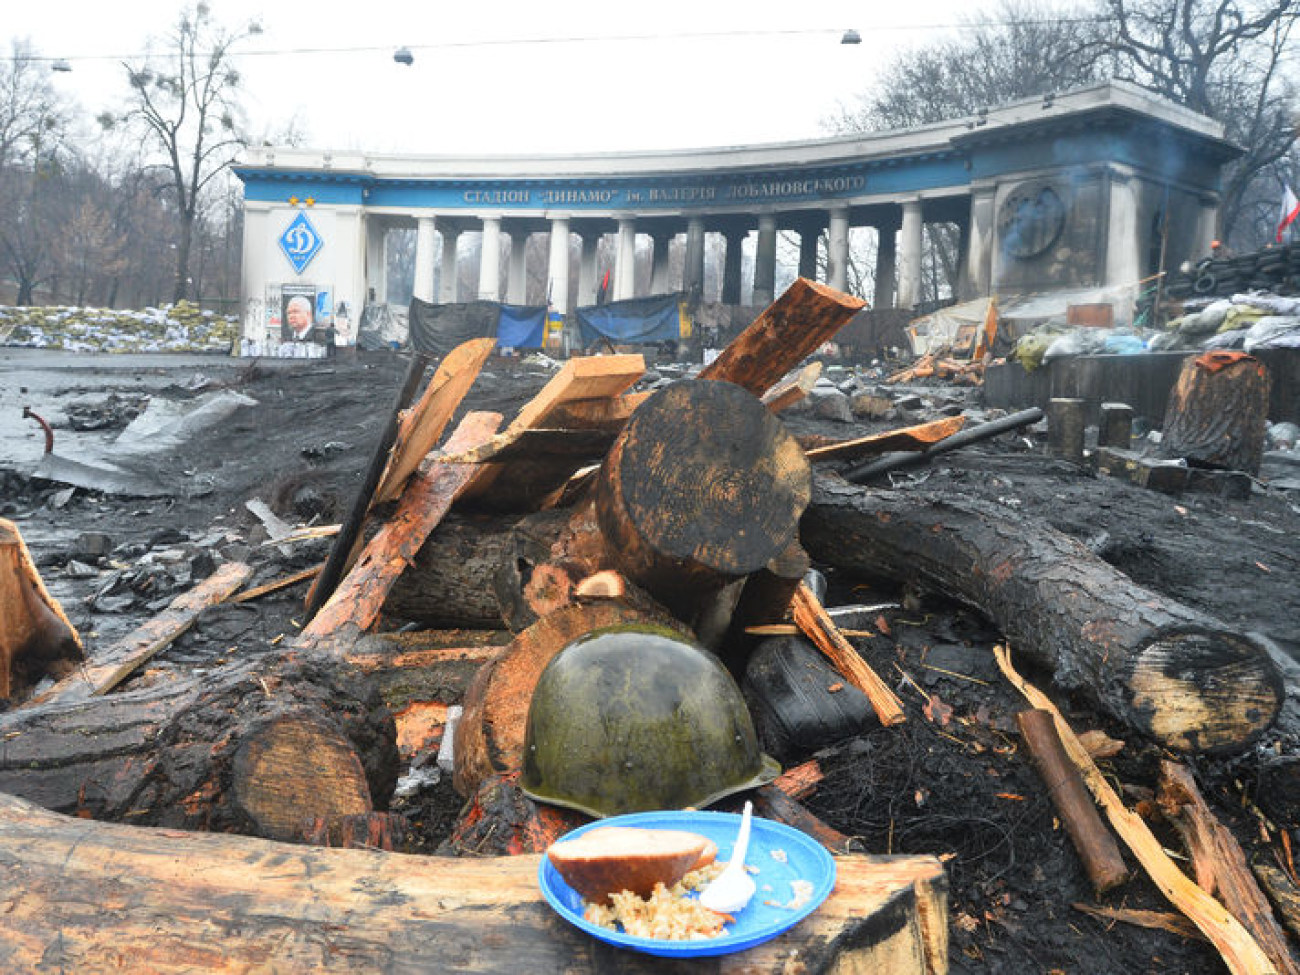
[538,809,837,958]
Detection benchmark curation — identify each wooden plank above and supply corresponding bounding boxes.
[994,644,1278,975]
[230,563,321,603]
[30,561,252,706]
[543,391,653,432]
[699,278,866,396]
[297,411,503,650]
[0,790,948,974]
[376,337,497,502]
[804,415,967,461]
[462,354,645,503]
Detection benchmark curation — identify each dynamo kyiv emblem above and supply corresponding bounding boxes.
[279,212,322,274]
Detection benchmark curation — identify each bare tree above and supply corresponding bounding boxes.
[101,2,260,303]
[827,1,1108,132]
[1105,0,1300,242]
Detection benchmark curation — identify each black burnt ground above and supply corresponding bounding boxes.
[3,347,1298,974]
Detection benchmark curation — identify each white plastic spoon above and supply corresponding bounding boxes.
[698,801,756,914]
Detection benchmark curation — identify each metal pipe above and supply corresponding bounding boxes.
[22,406,54,454]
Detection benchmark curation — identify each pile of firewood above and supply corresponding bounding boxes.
[0,277,1293,973]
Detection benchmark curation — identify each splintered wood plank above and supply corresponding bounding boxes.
[760,361,823,413]
[1158,761,1300,975]
[791,582,906,727]
[298,411,503,651]
[461,354,645,504]
[30,560,252,706]
[376,337,496,503]
[804,415,968,461]
[699,278,866,396]
[995,644,1278,975]
[0,791,949,974]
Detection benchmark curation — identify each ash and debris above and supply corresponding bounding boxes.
[3,342,1300,974]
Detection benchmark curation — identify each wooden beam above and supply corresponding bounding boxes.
[804,415,967,462]
[0,791,949,974]
[30,560,252,706]
[699,278,865,396]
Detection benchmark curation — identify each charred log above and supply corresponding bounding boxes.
[802,475,1282,754]
[0,651,399,839]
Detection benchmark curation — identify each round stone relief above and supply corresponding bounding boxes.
[998,183,1066,259]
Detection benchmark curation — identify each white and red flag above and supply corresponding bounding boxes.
[1279,184,1300,243]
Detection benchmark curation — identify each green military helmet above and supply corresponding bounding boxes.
[521,624,780,818]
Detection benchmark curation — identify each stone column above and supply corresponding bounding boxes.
[547,216,571,314]
[578,232,600,307]
[965,187,996,299]
[650,232,673,295]
[411,216,436,302]
[721,228,746,305]
[507,229,529,305]
[684,217,706,298]
[897,199,924,310]
[478,216,501,301]
[614,218,637,301]
[798,224,820,281]
[439,226,461,303]
[1105,170,1141,291]
[752,214,778,307]
[1195,193,1220,259]
[875,216,899,308]
[367,217,391,305]
[827,207,850,292]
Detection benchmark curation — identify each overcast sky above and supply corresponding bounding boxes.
[9,1,985,156]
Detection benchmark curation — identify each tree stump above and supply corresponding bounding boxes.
[1157,351,1271,474]
[595,379,811,624]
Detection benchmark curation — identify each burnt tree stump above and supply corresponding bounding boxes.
[801,475,1282,754]
[1157,352,1271,474]
[594,379,811,625]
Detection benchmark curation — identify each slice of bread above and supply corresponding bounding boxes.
[547,826,716,903]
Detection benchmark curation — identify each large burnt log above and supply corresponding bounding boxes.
[0,650,399,840]
[801,474,1282,754]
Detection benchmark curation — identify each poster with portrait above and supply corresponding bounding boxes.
[281,283,321,343]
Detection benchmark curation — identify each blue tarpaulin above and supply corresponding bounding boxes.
[575,293,684,348]
[496,304,548,349]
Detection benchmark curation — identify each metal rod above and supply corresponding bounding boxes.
[844,407,1044,483]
